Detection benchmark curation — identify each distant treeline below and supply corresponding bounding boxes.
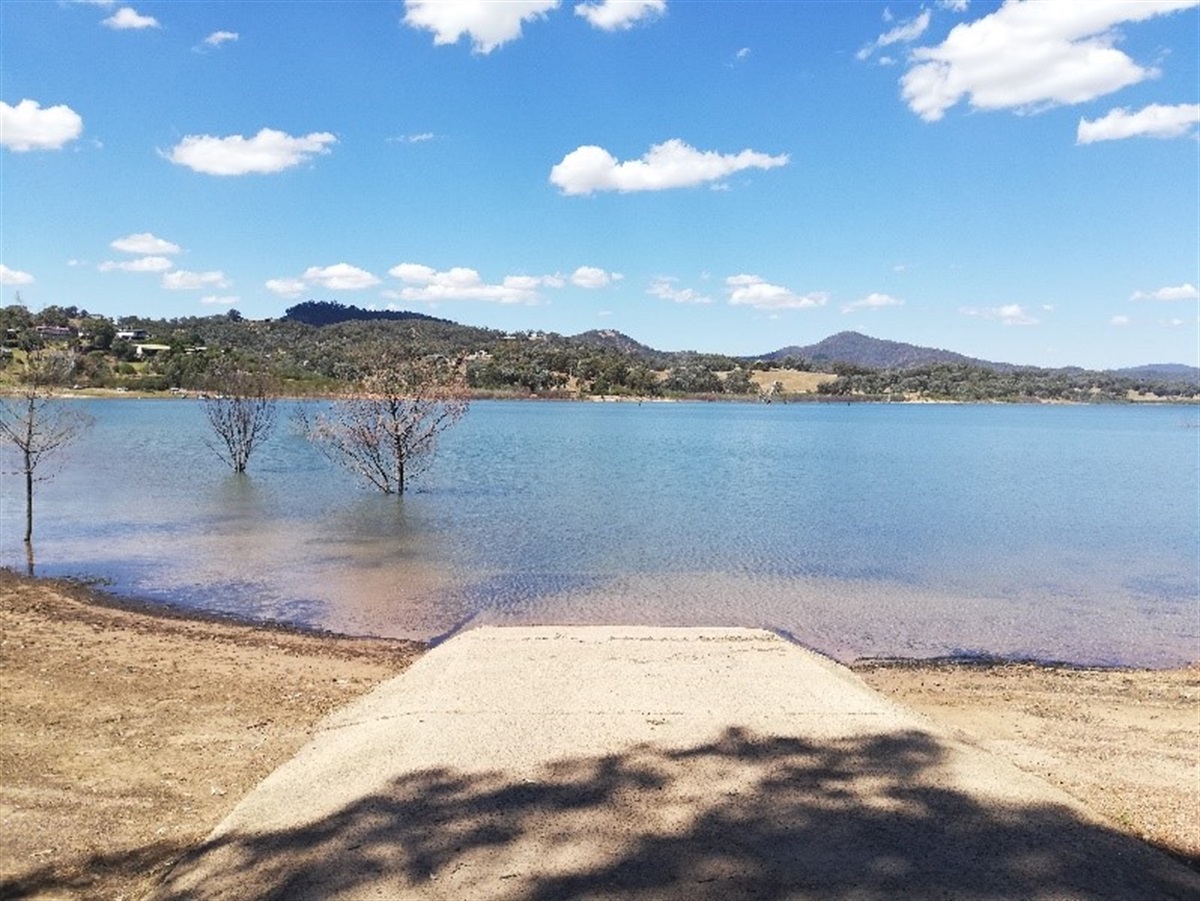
[282,301,449,327]
[815,363,1198,402]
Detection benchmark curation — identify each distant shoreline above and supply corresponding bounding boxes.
[13,385,1200,406]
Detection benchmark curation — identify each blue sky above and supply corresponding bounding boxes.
[2,0,1198,369]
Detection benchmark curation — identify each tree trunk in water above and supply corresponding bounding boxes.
[23,451,33,543]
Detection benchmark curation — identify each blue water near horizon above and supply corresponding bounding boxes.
[1,398,1196,666]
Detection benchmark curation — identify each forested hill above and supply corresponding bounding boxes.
[1111,363,1200,384]
[764,331,1008,371]
[282,300,451,327]
[2,301,1197,400]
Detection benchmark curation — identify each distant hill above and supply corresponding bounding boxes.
[763,331,1009,371]
[571,329,662,356]
[1111,364,1200,384]
[283,300,450,327]
[761,331,1199,382]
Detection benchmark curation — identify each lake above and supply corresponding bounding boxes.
[1,398,1196,667]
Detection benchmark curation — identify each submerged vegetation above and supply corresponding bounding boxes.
[1,300,1196,404]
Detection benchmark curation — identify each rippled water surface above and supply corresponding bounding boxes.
[2,399,1196,666]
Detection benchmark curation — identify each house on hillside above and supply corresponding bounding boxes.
[134,343,172,358]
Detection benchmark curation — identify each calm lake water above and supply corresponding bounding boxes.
[1,398,1197,666]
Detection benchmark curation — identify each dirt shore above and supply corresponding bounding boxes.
[0,571,423,900]
[1,571,1196,899]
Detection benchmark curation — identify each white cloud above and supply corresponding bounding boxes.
[0,264,34,286]
[110,232,181,255]
[575,1,666,31]
[1110,315,1131,326]
[1130,282,1199,301]
[937,0,969,12]
[901,1,1199,122]
[647,276,712,304]
[389,132,435,144]
[103,6,159,30]
[550,138,788,195]
[302,264,381,291]
[265,277,308,298]
[960,303,1039,325]
[842,292,904,313]
[164,128,337,176]
[98,256,175,273]
[200,295,240,306]
[388,263,541,304]
[1078,103,1200,144]
[858,9,930,61]
[403,0,560,54]
[726,275,828,311]
[570,266,621,288]
[163,270,231,291]
[0,99,84,152]
[203,30,239,48]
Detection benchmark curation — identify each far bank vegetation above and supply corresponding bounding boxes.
[2,300,1196,405]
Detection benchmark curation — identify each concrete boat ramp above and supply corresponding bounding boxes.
[156,627,1198,899]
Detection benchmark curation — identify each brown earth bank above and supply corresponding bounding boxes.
[1,571,1196,899]
[0,571,423,900]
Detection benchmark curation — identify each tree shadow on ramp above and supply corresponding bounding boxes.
[155,726,1198,900]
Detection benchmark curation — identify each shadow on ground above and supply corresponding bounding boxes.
[0,841,188,900]
[147,726,1197,900]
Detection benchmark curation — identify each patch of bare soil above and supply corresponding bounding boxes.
[856,658,1200,871]
[0,571,422,900]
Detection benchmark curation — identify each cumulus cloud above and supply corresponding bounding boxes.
[1078,103,1200,144]
[265,277,308,298]
[960,303,1038,325]
[1130,283,1199,301]
[164,128,336,176]
[302,263,381,291]
[103,6,159,29]
[98,256,175,273]
[203,30,239,48]
[1,99,84,152]
[403,0,559,54]
[570,266,622,288]
[842,292,904,313]
[647,276,712,304]
[901,1,1198,122]
[575,1,666,31]
[938,0,970,11]
[163,269,231,291]
[0,264,34,286]
[388,263,542,304]
[726,275,827,311]
[858,9,930,61]
[110,232,181,255]
[550,138,788,195]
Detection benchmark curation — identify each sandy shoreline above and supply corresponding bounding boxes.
[1,570,1196,899]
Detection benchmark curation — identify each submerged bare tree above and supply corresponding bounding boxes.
[0,352,93,544]
[296,351,468,494]
[202,365,278,473]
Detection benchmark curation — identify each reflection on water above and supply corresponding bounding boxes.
[1,399,1196,666]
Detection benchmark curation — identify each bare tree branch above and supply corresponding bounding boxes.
[0,352,93,543]
[296,351,468,494]
[201,366,278,474]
